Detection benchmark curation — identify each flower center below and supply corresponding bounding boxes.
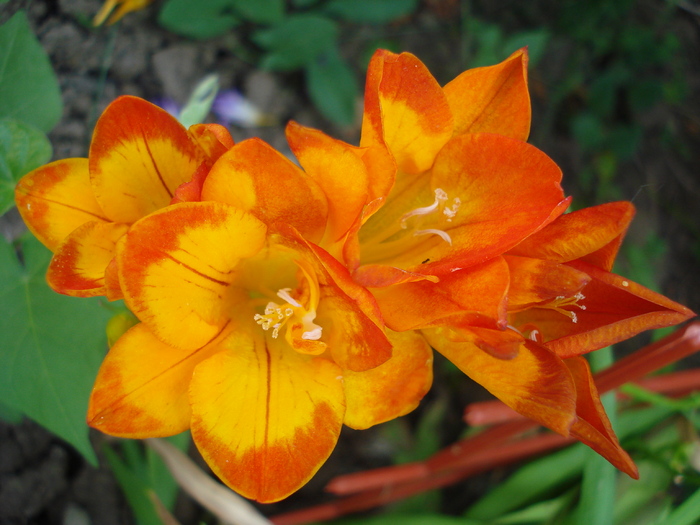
[361,187,461,263]
[253,260,323,341]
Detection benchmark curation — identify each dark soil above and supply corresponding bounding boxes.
[2,0,700,523]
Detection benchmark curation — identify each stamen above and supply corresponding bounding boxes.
[414,228,452,245]
[400,188,449,228]
[277,288,301,307]
[253,263,324,342]
[254,300,295,338]
[544,293,587,323]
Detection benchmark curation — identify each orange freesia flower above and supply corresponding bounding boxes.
[283,49,694,477]
[14,96,231,299]
[87,139,434,502]
[287,48,569,324]
[93,0,152,26]
[420,202,694,476]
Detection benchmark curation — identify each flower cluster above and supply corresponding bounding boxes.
[15,49,694,502]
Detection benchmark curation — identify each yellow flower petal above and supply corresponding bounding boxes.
[370,257,509,331]
[88,323,224,438]
[362,50,453,176]
[189,330,345,503]
[90,96,205,223]
[118,202,267,349]
[15,158,108,251]
[286,121,369,247]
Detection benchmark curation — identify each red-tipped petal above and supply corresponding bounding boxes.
[425,328,577,436]
[566,356,638,478]
[47,220,128,297]
[88,323,224,438]
[89,96,204,223]
[118,201,267,350]
[15,158,108,251]
[189,330,345,503]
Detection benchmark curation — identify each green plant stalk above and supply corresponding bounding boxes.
[620,383,700,412]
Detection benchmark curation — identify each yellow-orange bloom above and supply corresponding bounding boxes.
[87,139,434,502]
[14,96,231,299]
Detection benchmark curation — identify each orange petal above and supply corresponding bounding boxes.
[87,323,224,438]
[508,202,636,271]
[513,260,696,358]
[413,133,564,273]
[47,221,128,297]
[352,264,439,288]
[171,162,210,204]
[201,138,329,243]
[188,123,234,163]
[89,96,205,223]
[103,254,124,301]
[286,121,369,246]
[343,329,433,430]
[365,50,454,175]
[424,328,577,435]
[15,158,108,251]
[370,257,509,331]
[360,49,390,151]
[189,329,345,503]
[444,48,531,140]
[118,201,267,350]
[566,356,638,478]
[505,255,591,310]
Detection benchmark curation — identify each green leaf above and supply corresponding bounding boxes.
[0,235,113,465]
[253,15,338,71]
[305,47,358,126]
[103,444,164,525]
[333,515,480,525]
[0,117,52,215]
[324,0,418,23]
[158,0,240,40]
[0,11,63,132]
[661,486,700,525]
[291,0,320,6]
[231,0,284,24]
[614,461,673,525]
[178,74,220,128]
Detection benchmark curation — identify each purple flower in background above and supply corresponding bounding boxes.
[212,90,275,128]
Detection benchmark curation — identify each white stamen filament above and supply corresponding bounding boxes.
[414,228,452,245]
[277,288,301,307]
[400,188,448,228]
